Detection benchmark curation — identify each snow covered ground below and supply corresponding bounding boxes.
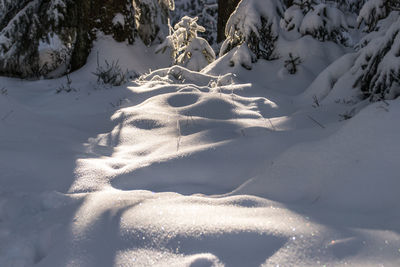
[1,36,400,266]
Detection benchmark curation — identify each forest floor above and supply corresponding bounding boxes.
[1,37,400,266]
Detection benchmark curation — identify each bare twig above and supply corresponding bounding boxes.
[1,110,13,121]
[176,111,181,151]
[267,118,276,131]
[307,115,325,129]
[1,87,8,96]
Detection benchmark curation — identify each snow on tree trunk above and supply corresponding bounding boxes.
[220,0,285,67]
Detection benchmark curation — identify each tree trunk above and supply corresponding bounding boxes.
[0,0,136,78]
[217,0,240,43]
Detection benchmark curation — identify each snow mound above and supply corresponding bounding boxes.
[71,66,285,194]
[235,99,400,212]
[1,35,400,266]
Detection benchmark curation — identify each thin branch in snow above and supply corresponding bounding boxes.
[267,118,276,131]
[1,110,13,121]
[1,87,8,96]
[176,110,181,151]
[307,115,325,129]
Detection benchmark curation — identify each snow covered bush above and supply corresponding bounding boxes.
[280,4,305,32]
[220,0,285,66]
[229,43,254,70]
[156,16,216,71]
[352,12,400,100]
[300,3,349,44]
[173,0,218,47]
[284,53,302,74]
[56,73,77,93]
[93,56,128,87]
[281,1,350,45]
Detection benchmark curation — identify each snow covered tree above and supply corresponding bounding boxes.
[0,0,173,78]
[352,11,400,100]
[220,0,285,65]
[156,16,216,71]
[304,2,400,101]
[357,0,400,32]
[133,0,175,45]
[90,0,136,43]
[280,3,307,32]
[0,0,137,77]
[173,0,218,46]
[293,0,317,12]
[0,0,75,77]
[331,0,367,13]
[0,1,32,28]
[281,1,350,45]
[299,3,349,44]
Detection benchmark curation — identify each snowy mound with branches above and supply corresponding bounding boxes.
[1,36,400,265]
[2,0,400,266]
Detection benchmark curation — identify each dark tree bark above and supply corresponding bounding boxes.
[69,0,137,72]
[217,0,240,43]
[283,0,293,7]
